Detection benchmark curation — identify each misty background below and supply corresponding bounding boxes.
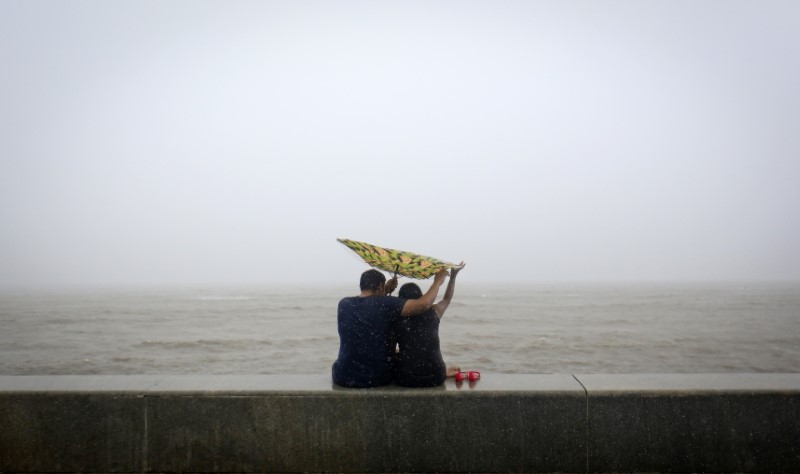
[1,0,799,289]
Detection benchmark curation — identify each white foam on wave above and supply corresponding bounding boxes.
[196,295,254,301]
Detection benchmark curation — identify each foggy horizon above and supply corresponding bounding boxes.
[2,1,799,290]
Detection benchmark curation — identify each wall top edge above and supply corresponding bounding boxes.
[573,373,800,393]
[1,374,799,394]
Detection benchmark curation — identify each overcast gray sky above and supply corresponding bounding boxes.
[1,0,798,288]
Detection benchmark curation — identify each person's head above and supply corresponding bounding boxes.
[398,282,423,300]
[360,269,386,292]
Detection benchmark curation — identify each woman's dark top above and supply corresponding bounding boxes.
[393,308,446,387]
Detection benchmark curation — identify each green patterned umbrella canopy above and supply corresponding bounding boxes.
[337,238,456,279]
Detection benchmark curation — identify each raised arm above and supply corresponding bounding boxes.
[432,262,465,318]
[400,268,448,317]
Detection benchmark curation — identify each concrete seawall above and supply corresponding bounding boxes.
[1,374,798,473]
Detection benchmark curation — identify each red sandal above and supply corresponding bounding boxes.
[455,371,481,382]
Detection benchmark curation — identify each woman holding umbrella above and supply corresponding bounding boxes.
[393,262,466,387]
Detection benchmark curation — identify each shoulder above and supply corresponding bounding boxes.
[376,295,405,305]
[338,296,360,310]
[375,295,406,312]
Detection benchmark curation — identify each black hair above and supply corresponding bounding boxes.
[398,282,423,299]
[360,269,386,292]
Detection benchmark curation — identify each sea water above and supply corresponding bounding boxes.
[1,283,798,375]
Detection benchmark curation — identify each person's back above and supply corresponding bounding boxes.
[392,263,465,388]
[394,307,447,387]
[332,294,405,388]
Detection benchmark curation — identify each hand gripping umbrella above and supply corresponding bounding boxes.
[337,238,457,280]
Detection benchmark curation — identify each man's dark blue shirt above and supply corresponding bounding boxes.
[332,295,406,388]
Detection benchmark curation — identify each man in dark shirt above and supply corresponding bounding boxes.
[332,268,448,388]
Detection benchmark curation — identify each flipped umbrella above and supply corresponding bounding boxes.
[337,238,457,280]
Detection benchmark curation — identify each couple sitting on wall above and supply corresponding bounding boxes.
[332,263,465,388]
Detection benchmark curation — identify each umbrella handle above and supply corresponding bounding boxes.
[386,265,400,296]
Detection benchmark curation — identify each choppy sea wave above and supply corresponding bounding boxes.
[0,283,798,375]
